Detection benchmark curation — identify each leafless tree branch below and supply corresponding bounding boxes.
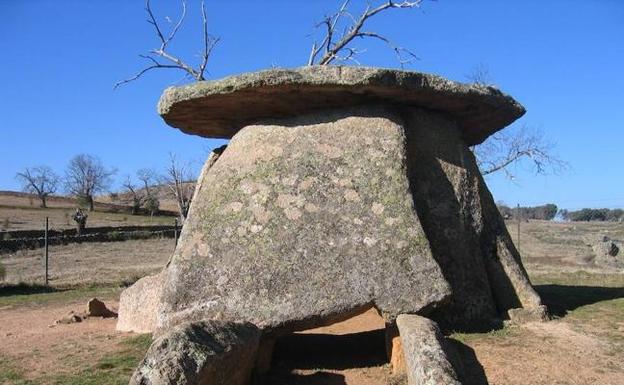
[64,154,116,211]
[115,0,219,89]
[122,176,146,215]
[159,153,196,222]
[465,63,495,88]
[308,0,423,66]
[473,124,569,179]
[15,166,60,208]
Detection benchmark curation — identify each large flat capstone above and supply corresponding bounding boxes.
[158,66,525,146]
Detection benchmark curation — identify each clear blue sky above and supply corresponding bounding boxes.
[1,0,623,210]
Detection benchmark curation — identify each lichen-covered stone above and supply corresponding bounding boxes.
[157,106,452,334]
[154,103,544,334]
[117,273,163,333]
[396,314,461,385]
[130,320,260,385]
[158,66,525,146]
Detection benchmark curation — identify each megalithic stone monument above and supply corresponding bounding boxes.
[120,66,547,385]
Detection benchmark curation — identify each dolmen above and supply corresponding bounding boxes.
[119,66,548,385]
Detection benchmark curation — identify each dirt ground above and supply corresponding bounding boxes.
[1,291,622,385]
[0,299,124,380]
[0,220,623,385]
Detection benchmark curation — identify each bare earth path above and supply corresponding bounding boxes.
[0,297,125,380]
[1,290,623,385]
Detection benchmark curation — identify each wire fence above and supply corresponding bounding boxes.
[0,217,181,287]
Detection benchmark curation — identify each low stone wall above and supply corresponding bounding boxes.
[0,225,179,252]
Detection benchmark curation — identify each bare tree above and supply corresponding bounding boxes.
[308,0,423,67]
[137,168,160,217]
[115,0,219,88]
[473,124,568,179]
[65,154,116,211]
[137,168,157,197]
[465,65,567,179]
[15,166,60,208]
[122,176,146,215]
[465,63,495,87]
[160,154,195,222]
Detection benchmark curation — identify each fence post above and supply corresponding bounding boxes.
[44,216,49,286]
[516,203,520,254]
[174,218,179,247]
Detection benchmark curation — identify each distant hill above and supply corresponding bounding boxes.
[98,181,196,213]
[0,190,178,216]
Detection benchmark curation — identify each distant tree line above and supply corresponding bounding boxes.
[497,202,624,222]
[559,208,624,222]
[15,152,199,223]
[497,203,558,221]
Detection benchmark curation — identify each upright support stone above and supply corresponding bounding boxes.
[117,272,163,333]
[385,322,406,374]
[157,106,453,334]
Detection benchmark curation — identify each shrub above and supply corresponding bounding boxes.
[76,194,91,209]
[144,195,160,217]
[108,230,126,241]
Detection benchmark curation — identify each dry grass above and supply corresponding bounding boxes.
[0,192,177,231]
[506,219,624,275]
[0,238,173,287]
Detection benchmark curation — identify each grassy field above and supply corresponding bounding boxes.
[0,219,622,385]
[507,219,624,273]
[0,192,176,231]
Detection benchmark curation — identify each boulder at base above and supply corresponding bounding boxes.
[396,314,461,385]
[130,320,260,385]
[86,298,117,318]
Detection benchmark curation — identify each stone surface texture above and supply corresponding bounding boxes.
[157,106,452,334]
[155,104,544,334]
[396,314,461,385]
[386,323,406,374]
[117,273,163,333]
[125,67,549,383]
[592,236,623,269]
[158,66,525,146]
[400,108,543,329]
[130,320,260,385]
[507,305,550,324]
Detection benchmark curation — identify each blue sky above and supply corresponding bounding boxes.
[1,0,623,210]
